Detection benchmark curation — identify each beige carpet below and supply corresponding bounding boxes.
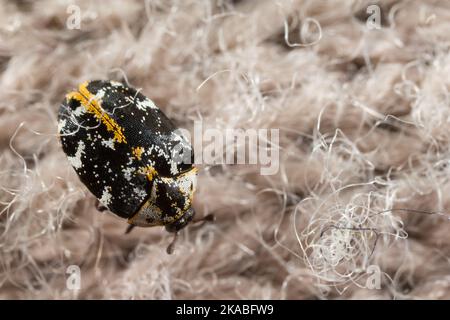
[1,0,450,299]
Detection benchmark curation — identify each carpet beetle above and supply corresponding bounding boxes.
[58,80,212,253]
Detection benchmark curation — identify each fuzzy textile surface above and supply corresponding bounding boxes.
[1,0,450,300]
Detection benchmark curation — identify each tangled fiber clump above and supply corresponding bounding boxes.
[1,0,450,299]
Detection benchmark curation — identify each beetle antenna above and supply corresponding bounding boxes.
[166,232,178,254]
[125,224,135,234]
[191,213,215,228]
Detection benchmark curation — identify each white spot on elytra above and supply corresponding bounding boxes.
[122,167,134,181]
[58,119,67,133]
[95,89,106,101]
[133,187,147,199]
[100,186,112,206]
[136,98,158,111]
[67,141,85,169]
[73,106,86,117]
[101,138,115,150]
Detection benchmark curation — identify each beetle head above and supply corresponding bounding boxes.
[165,207,196,233]
[128,167,198,229]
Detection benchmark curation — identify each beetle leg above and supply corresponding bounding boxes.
[191,213,216,228]
[125,224,135,234]
[95,199,108,212]
[166,232,178,254]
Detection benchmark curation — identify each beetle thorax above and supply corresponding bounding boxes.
[128,168,198,227]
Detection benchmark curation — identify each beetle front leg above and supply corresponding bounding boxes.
[191,213,215,228]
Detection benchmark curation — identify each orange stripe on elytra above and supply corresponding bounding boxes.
[66,81,127,144]
[132,146,144,160]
